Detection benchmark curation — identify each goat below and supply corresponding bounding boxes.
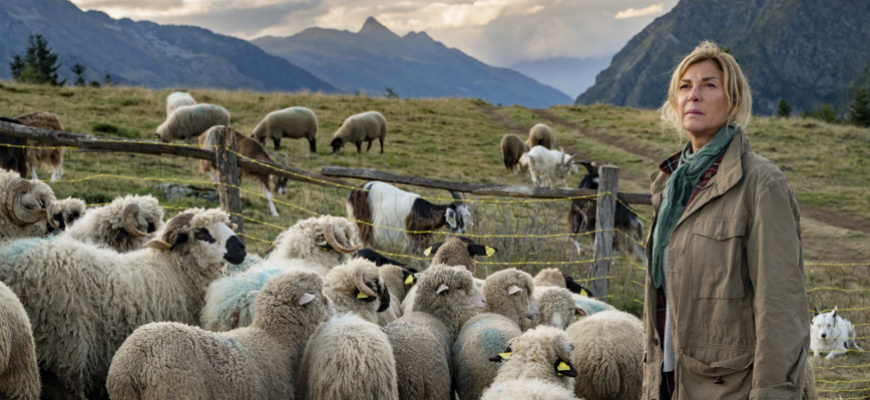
[0,117,29,178]
[567,162,645,263]
[345,181,472,254]
[198,126,288,217]
[15,112,66,182]
[518,146,580,187]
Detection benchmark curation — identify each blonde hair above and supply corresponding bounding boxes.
[659,41,752,138]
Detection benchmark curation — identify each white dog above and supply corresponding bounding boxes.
[810,306,863,359]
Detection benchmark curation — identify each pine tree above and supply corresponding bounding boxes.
[10,35,65,86]
[9,55,25,80]
[776,98,792,118]
[810,103,839,124]
[72,63,87,86]
[847,86,870,127]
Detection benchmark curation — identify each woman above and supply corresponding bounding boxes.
[642,41,810,399]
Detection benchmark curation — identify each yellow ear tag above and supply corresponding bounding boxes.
[499,352,512,359]
[579,288,589,297]
[404,275,415,285]
[424,247,433,256]
[357,292,370,299]
[485,246,496,257]
[557,361,571,372]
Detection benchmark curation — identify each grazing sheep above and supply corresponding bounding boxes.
[201,215,361,331]
[346,181,471,254]
[296,260,398,400]
[0,169,58,239]
[0,208,246,399]
[252,106,318,152]
[518,145,580,187]
[567,161,645,261]
[62,194,163,252]
[330,110,387,154]
[106,270,333,400]
[14,111,65,183]
[0,281,40,400]
[0,118,30,178]
[46,196,87,234]
[565,310,643,400]
[155,103,230,142]
[453,269,538,400]
[525,123,555,150]
[500,133,529,173]
[384,264,486,400]
[482,325,579,400]
[534,287,579,329]
[165,91,196,116]
[199,126,288,217]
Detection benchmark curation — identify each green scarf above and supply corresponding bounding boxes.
[650,123,737,288]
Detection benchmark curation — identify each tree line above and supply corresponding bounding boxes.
[8,34,112,88]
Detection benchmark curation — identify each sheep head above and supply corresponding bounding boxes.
[48,197,86,234]
[426,236,497,275]
[446,191,472,233]
[2,176,57,229]
[490,325,577,382]
[144,208,246,266]
[323,258,390,322]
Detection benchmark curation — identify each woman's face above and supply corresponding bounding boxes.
[678,59,731,149]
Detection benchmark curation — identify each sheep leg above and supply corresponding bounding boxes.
[262,183,279,217]
[366,140,373,152]
[379,137,384,153]
[308,137,316,153]
[272,137,281,151]
[355,141,363,154]
[30,166,39,181]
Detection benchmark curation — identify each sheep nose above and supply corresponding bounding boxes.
[821,333,827,338]
[223,236,247,265]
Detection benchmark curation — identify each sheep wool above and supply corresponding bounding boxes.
[252,106,319,152]
[534,287,577,329]
[107,270,332,400]
[63,194,164,252]
[525,123,555,149]
[322,258,389,324]
[0,170,56,239]
[481,325,579,400]
[47,196,86,234]
[0,281,39,400]
[165,91,196,116]
[565,310,642,400]
[501,133,529,173]
[0,208,246,398]
[330,110,387,154]
[156,103,230,142]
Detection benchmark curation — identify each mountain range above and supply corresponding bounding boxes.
[509,56,612,99]
[576,0,870,115]
[252,17,573,108]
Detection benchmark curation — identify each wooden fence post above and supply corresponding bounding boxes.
[590,165,619,301]
[215,126,245,241]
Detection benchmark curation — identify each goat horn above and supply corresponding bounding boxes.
[354,268,379,298]
[121,203,150,238]
[322,222,360,254]
[449,191,466,204]
[3,179,48,226]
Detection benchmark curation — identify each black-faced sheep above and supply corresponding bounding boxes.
[0,118,29,179]
[519,145,580,187]
[106,270,333,400]
[384,264,486,400]
[0,281,40,400]
[330,110,387,154]
[0,169,58,239]
[46,197,87,235]
[525,123,555,150]
[567,161,645,262]
[426,236,496,275]
[482,325,579,400]
[14,111,65,183]
[199,126,288,217]
[155,103,230,142]
[296,259,398,400]
[165,91,196,116]
[0,208,246,398]
[501,133,529,173]
[346,181,471,254]
[62,194,163,252]
[200,215,361,331]
[253,106,319,152]
[453,268,539,400]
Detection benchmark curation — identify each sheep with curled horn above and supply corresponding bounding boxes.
[0,169,59,239]
[62,194,165,252]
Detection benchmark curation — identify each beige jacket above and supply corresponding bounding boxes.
[642,129,809,400]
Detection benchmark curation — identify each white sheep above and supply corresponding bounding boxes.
[165,91,196,116]
[0,281,40,400]
[384,264,486,400]
[525,123,555,150]
[501,133,529,173]
[532,268,616,317]
[565,310,643,400]
[518,145,580,187]
[252,106,319,152]
[534,287,579,329]
[14,111,66,182]
[155,103,230,142]
[330,110,387,154]
[200,215,361,331]
[0,169,58,239]
[482,325,579,400]
[296,259,398,400]
[453,268,539,400]
[46,196,86,234]
[62,194,164,252]
[0,208,246,398]
[106,270,333,400]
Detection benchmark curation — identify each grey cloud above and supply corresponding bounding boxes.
[75,0,185,11]
[154,1,323,39]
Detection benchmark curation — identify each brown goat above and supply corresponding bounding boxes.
[14,112,65,182]
[199,126,288,217]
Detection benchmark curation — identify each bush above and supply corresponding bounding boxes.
[777,98,792,118]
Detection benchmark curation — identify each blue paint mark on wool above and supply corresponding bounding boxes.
[0,236,52,262]
[477,327,507,355]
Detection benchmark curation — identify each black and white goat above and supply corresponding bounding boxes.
[567,162,645,263]
[346,181,472,254]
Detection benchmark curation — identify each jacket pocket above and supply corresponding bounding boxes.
[690,216,748,299]
[678,350,753,400]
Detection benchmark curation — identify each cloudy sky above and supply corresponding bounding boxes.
[69,0,679,67]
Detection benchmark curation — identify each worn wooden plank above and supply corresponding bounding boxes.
[590,165,619,300]
[215,127,245,240]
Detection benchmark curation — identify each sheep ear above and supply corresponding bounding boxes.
[445,209,457,228]
[169,232,189,251]
[468,244,496,257]
[814,307,821,316]
[554,358,578,378]
[248,290,260,297]
[507,285,523,295]
[436,284,450,294]
[832,306,838,318]
[298,293,316,306]
[489,345,513,362]
[424,242,442,257]
[143,239,172,251]
[403,270,417,286]
[575,307,587,317]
